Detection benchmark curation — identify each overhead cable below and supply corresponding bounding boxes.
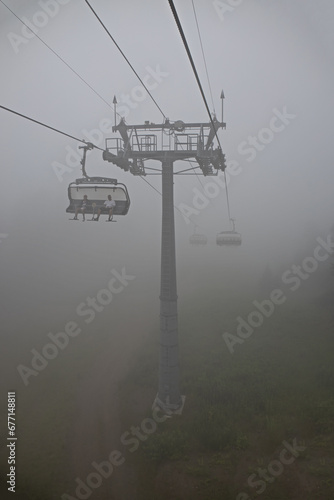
[84,0,167,120]
[191,0,216,114]
[0,105,104,150]
[167,0,221,149]
[0,0,120,116]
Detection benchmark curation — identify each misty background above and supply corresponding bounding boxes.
[0,0,334,471]
[1,0,334,498]
[0,0,333,385]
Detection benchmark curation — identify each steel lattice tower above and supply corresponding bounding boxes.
[103,108,226,413]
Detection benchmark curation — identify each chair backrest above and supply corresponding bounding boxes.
[66,182,130,215]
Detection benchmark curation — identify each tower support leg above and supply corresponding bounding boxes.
[154,159,184,414]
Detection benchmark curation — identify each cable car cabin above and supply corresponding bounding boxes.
[66,177,130,216]
[216,231,242,246]
[189,233,208,245]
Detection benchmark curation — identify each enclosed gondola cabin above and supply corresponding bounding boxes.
[66,177,130,216]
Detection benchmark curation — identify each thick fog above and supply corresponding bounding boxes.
[1,0,334,497]
[1,0,334,391]
[1,0,333,307]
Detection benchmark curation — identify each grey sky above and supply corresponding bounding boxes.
[1,0,334,347]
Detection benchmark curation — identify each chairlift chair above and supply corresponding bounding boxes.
[66,143,130,220]
[216,219,242,246]
[66,177,130,217]
[189,227,208,246]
